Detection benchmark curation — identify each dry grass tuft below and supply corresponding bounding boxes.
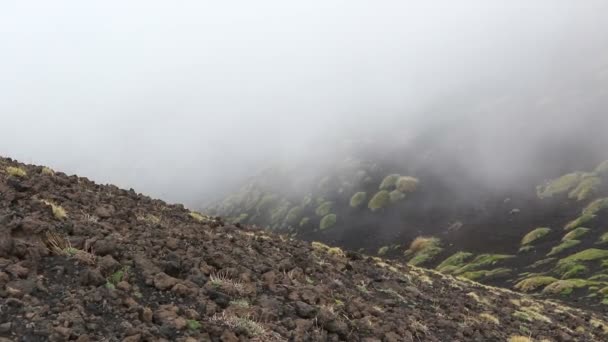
[6,166,27,178]
[508,336,533,342]
[209,271,245,295]
[408,236,436,255]
[44,231,96,265]
[41,200,67,220]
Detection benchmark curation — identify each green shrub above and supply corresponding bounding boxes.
[537,172,586,199]
[319,214,337,230]
[521,227,551,245]
[453,254,514,275]
[542,279,595,296]
[379,174,400,190]
[389,190,405,203]
[436,251,474,273]
[187,319,201,331]
[315,201,333,217]
[514,276,558,292]
[583,198,608,216]
[569,176,601,201]
[562,227,590,241]
[396,176,419,193]
[270,200,290,224]
[299,217,310,227]
[349,192,367,208]
[554,262,588,279]
[598,232,608,244]
[368,190,390,211]
[595,160,608,175]
[558,248,608,264]
[547,240,580,256]
[460,268,511,281]
[285,206,303,224]
[406,236,443,266]
[565,214,596,231]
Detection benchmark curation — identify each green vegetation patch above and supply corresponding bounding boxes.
[565,214,596,231]
[527,258,556,269]
[319,214,337,230]
[406,237,443,266]
[583,198,608,216]
[521,227,551,246]
[349,192,367,208]
[554,262,588,279]
[396,176,419,193]
[368,190,390,211]
[547,240,581,256]
[315,201,333,217]
[436,251,474,273]
[595,160,608,176]
[187,319,201,331]
[379,174,400,190]
[453,254,514,275]
[299,217,310,227]
[562,227,590,241]
[514,276,558,292]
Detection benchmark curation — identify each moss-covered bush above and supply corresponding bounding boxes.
[315,201,333,217]
[537,172,586,199]
[319,214,337,230]
[349,192,367,208]
[299,217,310,227]
[379,174,400,190]
[558,248,608,264]
[436,252,474,273]
[405,236,443,266]
[562,227,590,241]
[565,214,596,231]
[547,240,581,256]
[389,190,405,203]
[285,206,303,224]
[453,254,513,275]
[368,190,390,211]
[396,176,419,193]
[514,276,558,292]
[568,176,601,201]
[521,227,551,246]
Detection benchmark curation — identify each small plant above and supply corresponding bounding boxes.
[377,246,390,256]
[319,214,337,230]
[514,276,558,292]
[41,200,67,220]
[5,166,27,178]
[406,236,443,266]
[108,267,129,285]
[186,319,201,331]
[105,281,116,290]
[436,251,473,273]
[230,299,250,308]
[210,312,267,337]
[44,231,96,265]
[562,227,590,241]
[137,214,161,225]
[189,211,210,222]
[479,313,500,325]
[299,217,310,227]
[209,271,245,295]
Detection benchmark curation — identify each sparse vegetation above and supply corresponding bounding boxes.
[210,312,267,337]
[285,205,303,224]
[396,176,419,193]
[5,166,27,178]
[564,214,595,231]
[453,254,514,275]
[479,313,500,324]
[137,213,161,225]
[44,231,95,265]
[189,211,210,222]
[349,191,367,208]
[521,227,551,246]
[41,166,54,175]
[319,214,337,230]
[299,217,310,227]
[368,190,390,211]
[558,248,608,264]
[186,319,201,331]
[595,160,608,175]
[377,246,390,256]
[542,279,595,296]
[508,336,533,342]
[379,174,400,190]
[569,176,601,201]
[547,240,580,256]
[209,272,245,295]
[598,232,608,244]
[460,268,511,281]
[554,262,588,279]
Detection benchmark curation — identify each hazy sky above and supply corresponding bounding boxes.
[1,1,607,205]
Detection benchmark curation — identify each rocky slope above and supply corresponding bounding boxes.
[1,156,607,341]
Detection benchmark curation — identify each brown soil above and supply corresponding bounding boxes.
[1,156,607,341]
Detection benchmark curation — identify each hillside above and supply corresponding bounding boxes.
[207,134,608,311]
[1,156,608,341]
